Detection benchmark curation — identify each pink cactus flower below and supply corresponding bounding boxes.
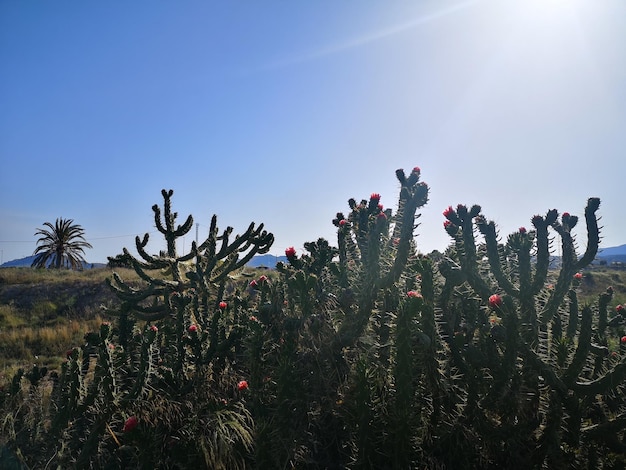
[489,294,503,308]
[123,416,138,433]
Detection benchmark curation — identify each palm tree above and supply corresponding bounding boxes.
[32,218,93,270]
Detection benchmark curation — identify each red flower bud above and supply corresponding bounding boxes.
[370,193,381,203]
[285,246,296,258]
[412,166,421,173]
[443,206,454,218]
[489,294,503,308]
[407,290,422,299]
[237,380,249,391]
[519,227,527,234]
[621,336,626,344]
[574,272,583,280]
[339,219,346,226]
[258,275,268,283]
[188,324,198,333]
[617,304,624,313]
[149,325,158,332]
[123,416,138,433]
[249,279,258,288]
[219,301,227,309]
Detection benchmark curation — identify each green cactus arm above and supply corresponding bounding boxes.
[531,218,550,295]
[540,227,576,324]
[589,343,609,356]
[152,193,169,235]
[562,306,593,385]
[177,242,197,263]
[174,211,194,238]
[476,219,519,296]
[196,214,219,260]
[125,304,170,321]
[380,182,428,289]
[208,223,273,270]
[518,340,569,399]
[574,197,601,270]
[127,257,180,289]
[218,238,273,279]
[132,236,171,268]
[153,189,194,256]
[106,273,160,303]
[565,289,579,339]
[581,412,626,439]
[458,219,492,301]
[572,362,626,396]
[597,287,613,336]
[207,225,273,283]
[214,226,235,259]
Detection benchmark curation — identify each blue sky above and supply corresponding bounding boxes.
[1,0,625,264]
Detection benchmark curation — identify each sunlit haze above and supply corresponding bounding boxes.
[1,0,624,264]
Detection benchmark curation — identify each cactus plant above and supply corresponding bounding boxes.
[3,172,626,469]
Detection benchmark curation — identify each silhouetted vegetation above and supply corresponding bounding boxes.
[2,170,626,469]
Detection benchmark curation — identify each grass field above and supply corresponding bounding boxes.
[0,267,140,385]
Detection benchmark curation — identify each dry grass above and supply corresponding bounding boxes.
[0,266,140,285]
[0,267,129,387]
[0,316,108,384]
[579,267,626,306]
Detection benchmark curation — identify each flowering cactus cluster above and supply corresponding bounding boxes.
[436,197,626,467]
[2,170,626,469]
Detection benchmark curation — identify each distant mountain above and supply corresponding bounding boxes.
[4,245,621,270]
[246,254,287,268]
[598,244,626,257]
[2,254,286,269]
[0,255,106,269]
[594,244,626,265]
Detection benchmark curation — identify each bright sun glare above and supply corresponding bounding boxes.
[524,0,582,18]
